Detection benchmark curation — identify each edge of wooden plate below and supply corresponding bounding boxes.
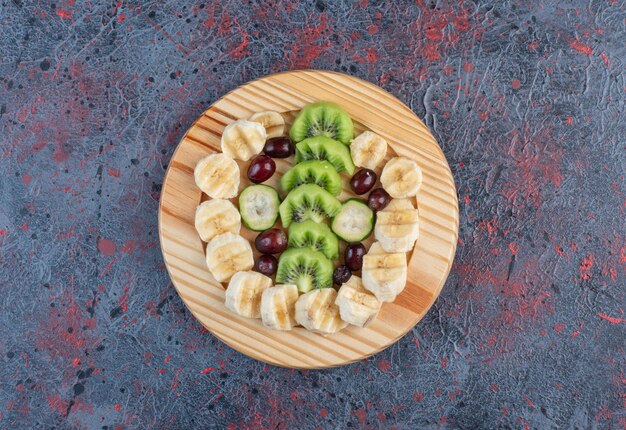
[158,70,459,369]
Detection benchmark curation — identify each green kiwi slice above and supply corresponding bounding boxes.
[276,248,334,292]
[289,101,354,145]
[294,136,355,175]
[288,220,339,260]
[278,184,341,228]
[280,160,342,196]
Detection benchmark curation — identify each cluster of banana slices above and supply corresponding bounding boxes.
[192,103,424,336]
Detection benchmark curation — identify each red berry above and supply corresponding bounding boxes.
[263,137,294,158]
[333,265,352,285]
[247,155,275,183]
[255,254,277,276]
[254,229,287,254]
[350,169,377,195]
[367,188,391,211]
[345,243,366,271]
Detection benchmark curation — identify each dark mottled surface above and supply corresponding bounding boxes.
[0,0,624,428]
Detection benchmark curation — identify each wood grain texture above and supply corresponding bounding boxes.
[158,70,459,368]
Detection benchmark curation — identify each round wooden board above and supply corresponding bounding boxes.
[158,70,459,369]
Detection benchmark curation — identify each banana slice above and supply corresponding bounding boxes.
[380,157,423,198]
[194,153,240,199]
[350,131,388,170]
[335,276,381,327]
[205,232,254,282]
[374,199,419,252]
[361,242,407,302]
[249,111,285,139]
[195,199,241,242]
[225,271,273,318]
[295,288,348,335]
[221,119,266,161]
[261,284,299,330]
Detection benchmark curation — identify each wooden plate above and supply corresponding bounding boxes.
[158,70,458,368]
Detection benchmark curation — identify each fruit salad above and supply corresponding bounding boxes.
[193,101,423,335]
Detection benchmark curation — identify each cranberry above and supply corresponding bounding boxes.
[263,136,294,158]
[254,229,288,254]
[350,169,377,195]
[333,265,352,285]
[247,155,275,183]
[255,254,278,276]
[345,243,366,271]
[367,188,391,211]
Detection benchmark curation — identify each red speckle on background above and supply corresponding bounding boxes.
[512,79,521,90]
[200,367,217,374]
[114,404,121,411]
[508,243,519,255]
[377,359,391,372]
[108,168,120,177]
[565,116,574,125]
[597,311,625,325]
[120,240,137,254]
[118,13,125,23]
[56,9,73,21]
[579,254,594,280]
[320,408,328,418]
[354,408,367,424]
[0,229,6,236]
[570,40,593,55]
[554,323,565,333]
[463,61,474,72]
[22,173,32,186]
[441,356,448,369]
[367,24,378,34]
[413,392,425,402]
[98,238,116,256]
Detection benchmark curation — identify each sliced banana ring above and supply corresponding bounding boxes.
[380,157,423,198]
[362,242,407,302]
[374,198,419,253]
[221,119,266,161]
[195,199,241,242]
[205,232,254,283]
[249,111,285,139]
[225,271,273,318]
[335,276,381,327]
[261,284,299,330]
[295,288,348,335]
[194,153,240,199]
[350,131,388,170]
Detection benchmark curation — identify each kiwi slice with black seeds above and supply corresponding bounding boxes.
[295,136,355,175]
[290,101,354,145]
[280,160,342,196]
[288,220,339,260]
[276,248,334,292]
[278,184,341,228]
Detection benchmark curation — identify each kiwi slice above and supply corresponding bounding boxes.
[280,160,342,196]
[279,184,341,228]
[276,248,334,292]
[288,220,339,260]
[290,101,354,144]
[295,136,356,175]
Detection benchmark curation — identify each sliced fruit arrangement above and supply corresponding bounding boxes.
[350,131,387,170]
[375,198,419,252]
[276,248,334,292]
[279,184,341,227]
[361,242,407,302]
[290,101,354,145]
[194,153,240,199]
[225,271,273,318]
[192,101,424,335]
[261,284,299,330]
[295,136,355,174]
[331,199,374,243]
[335,276,381,327]
[295,288,348,335]
[380,156,423,198]
[205,232,254,283]
[281,160,342,196]
[239,184,280,231]
[195,199,241,242]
